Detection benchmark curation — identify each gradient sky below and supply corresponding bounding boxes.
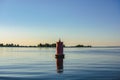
[0,0,120,46]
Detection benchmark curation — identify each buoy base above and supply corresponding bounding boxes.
[55,54,65,59]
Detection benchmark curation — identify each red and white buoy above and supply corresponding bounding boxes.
[55,39,65,73]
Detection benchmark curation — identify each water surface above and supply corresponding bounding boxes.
[0,47,120,80]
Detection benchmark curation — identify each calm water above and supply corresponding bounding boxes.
[0,47,120,80]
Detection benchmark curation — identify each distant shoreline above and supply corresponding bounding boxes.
[1,43,120,48]
[0,43,92,48]
[0,46,120,48]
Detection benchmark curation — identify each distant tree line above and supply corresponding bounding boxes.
[0,43,20,47]
[75,44,91,47]
[0,43,37,47]
[37,43,56,47]
[0,43,65,48]
[37,43,65,47]
[66,44,92,48]
[0,43,91,48]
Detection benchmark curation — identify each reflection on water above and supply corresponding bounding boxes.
[0,47,120,80]
[56,58,64,73]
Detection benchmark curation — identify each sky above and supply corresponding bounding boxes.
[0,0,120,46]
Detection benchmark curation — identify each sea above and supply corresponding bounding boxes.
[0,47,120,80]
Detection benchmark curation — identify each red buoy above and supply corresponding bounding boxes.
[56,39,63,55]
[55,39,65,73]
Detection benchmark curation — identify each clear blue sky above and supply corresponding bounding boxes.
[0,0,120,46]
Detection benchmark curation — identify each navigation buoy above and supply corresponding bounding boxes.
[55,39,65,73]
